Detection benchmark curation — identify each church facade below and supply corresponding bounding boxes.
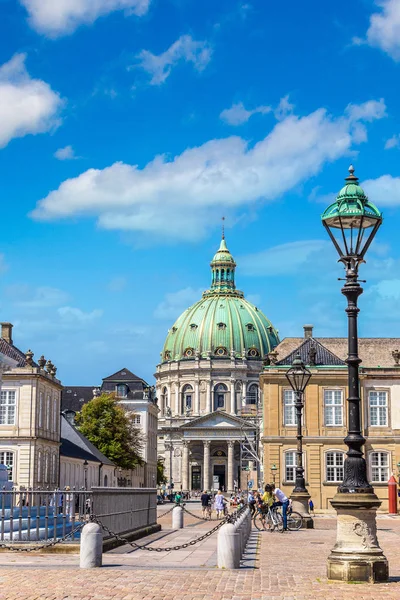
[156,235,279,492]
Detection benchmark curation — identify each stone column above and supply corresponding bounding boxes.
[203,441,210,491]
[207,381,212,413]
[194,381,200,415]
[182,442,189,491]
[241,381,247,407]
[175,384,180,415]
[227,441,234,492]
[230,380,236,415]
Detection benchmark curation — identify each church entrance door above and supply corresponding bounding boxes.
[191,466,201,490]
[213,464,226,491]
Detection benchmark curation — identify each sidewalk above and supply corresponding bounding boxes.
[1,509,400,599]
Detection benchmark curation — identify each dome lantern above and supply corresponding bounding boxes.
[209,235,237,294]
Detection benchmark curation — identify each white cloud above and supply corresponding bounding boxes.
[366,279,400,300]
[54,145,78,160]
[0,54,63,149]
[30,99,386,242]
[19,0,150,37]
[16,286,69,309]
[135,35,212,85]
[58,306,103,322]
[364,0,400,61]
[220,102,271,126]
[154,287,203,320]
[274,95,295,121]
[384,134,400,149]
[239,240,331,276]
[363,174,400,206]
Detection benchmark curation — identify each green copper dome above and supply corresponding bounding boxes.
[161,236,279,363]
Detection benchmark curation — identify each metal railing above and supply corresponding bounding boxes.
[0,489,91,543]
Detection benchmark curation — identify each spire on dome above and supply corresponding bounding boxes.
[208,233,238,294]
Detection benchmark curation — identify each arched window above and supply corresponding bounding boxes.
[104,474,108,487]
[37,451,42,484]
[221,269,225,281]
[116,384,128,397]
[216,270,219,282]
[44,453,49,484]
[227,269,230,281]
[247,384,258,405]
[162,386,169,414]
[214,383,227,411]
[182,384,193,412]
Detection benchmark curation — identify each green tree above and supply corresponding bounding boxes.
[75,393,144,469]
[157,457,167,486]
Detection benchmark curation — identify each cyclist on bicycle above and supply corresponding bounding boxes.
[266,484,290,531]
[200,490,211,518]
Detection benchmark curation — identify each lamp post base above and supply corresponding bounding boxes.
[327,492,388,583]
[290,491,314,529]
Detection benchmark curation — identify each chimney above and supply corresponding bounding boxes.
[1,322,13,344]
[303,324,313,339]
[62,409,76,426]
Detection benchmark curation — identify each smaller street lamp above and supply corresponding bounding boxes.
[285,352,313,527]
[83,460,88,490]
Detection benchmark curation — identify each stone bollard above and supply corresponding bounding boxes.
[172,505,184,529]
[217,523,240,569]
[80,522,103,569]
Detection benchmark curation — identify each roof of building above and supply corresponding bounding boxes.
[271,336,400,368]
[60,413,114,466]
[160,236,279,364]
[276,337,346,367]
[61,386,94,411]
[102,368,144,382]
[0,337,38,368]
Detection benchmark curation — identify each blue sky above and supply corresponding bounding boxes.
[1,0,400,385]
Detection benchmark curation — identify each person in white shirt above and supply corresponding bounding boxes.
[265,484,290,531]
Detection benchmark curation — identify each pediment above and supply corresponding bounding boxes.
[181,411,254,429]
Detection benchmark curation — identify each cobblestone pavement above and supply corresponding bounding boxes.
[1,508,400,599]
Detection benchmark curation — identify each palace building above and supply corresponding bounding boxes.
[156,235,279,492]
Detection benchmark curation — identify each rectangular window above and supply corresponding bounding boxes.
[46,395,51,430]
[324,390,343,426]
[283,390,297,426]
[53,395,58,433]
[0,451,14,480]
[370,452,389,482]
[285,451,296,482]
[0,390,16,425]
[39,392,43,427]
[369,391,388,426]
[133,415,141,424]
[326,451,344,482]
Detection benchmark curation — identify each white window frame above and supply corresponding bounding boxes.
[284,450,296,482]
[283,389,297,426]
[325,450,345,483]
[369,391,388,427]
[324,389,343,426]
[0,450,15,481]
[133,415,141,425]
[369,451,390,483]
[0,389,17,425]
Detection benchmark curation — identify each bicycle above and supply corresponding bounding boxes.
[253,505,284,532]
[275,504,303,531]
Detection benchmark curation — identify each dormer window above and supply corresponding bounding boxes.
[246,323,255,332]
[248,348,260,358]
[164,351,171,360]
[190,323,198,330]
[116,384,128,397]
[217,322,226,330]
[184,347,195,358]
[171,326,177,333]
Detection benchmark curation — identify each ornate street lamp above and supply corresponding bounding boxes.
[285,354,311,493]
[270,463,277,486]
[285,353,313,527]
[322,165,388,582]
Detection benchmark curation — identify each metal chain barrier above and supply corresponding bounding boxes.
[181,505,228,521]
[91,511,237,552]
[156,504,176,518]
[0,522,86,552]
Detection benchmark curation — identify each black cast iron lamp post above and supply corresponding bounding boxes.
[322,165,388,583]
[285,353,311,494]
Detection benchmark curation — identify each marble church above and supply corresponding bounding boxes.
[156,234,279,492]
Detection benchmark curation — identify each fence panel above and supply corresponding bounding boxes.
[91,488,156,538]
